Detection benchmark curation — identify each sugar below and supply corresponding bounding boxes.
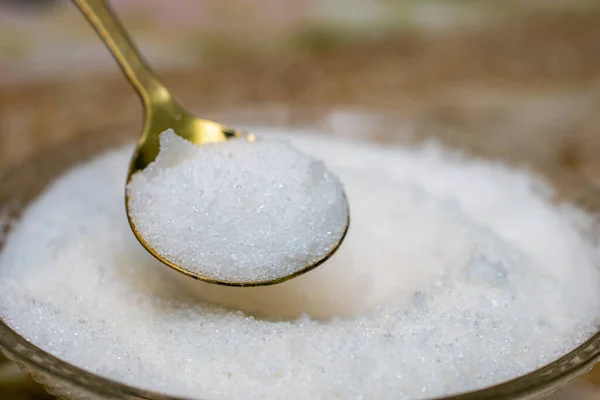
[1,129,600,399]
[126,130,348,284]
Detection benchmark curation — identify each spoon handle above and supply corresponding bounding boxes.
[72,0,168,107]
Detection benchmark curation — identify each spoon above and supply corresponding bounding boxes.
[73,0,350,287]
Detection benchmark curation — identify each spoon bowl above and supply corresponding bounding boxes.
[73,0,349,287]
[129,103,252,176]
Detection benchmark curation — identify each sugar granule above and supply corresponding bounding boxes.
[126,130,348,283]
[0,128,599,400]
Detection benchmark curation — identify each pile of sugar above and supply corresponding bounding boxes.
[1,128,600,399]
[126,130,348,283]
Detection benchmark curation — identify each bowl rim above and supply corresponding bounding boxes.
[1,107,600,400]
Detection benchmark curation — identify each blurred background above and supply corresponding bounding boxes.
[1,0,600,399]
[0,0,600,179]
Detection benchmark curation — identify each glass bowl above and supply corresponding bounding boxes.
[1,106,600,400]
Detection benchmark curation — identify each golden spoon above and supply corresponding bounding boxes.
[73,0,350,287]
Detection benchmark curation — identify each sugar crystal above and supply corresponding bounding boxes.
[0,129,599,400]
[126,130,348,283]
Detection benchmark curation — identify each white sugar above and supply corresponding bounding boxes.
[1,129,600,400]
[126,130,348,284]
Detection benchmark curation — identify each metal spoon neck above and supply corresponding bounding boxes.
[72,0,172,112]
